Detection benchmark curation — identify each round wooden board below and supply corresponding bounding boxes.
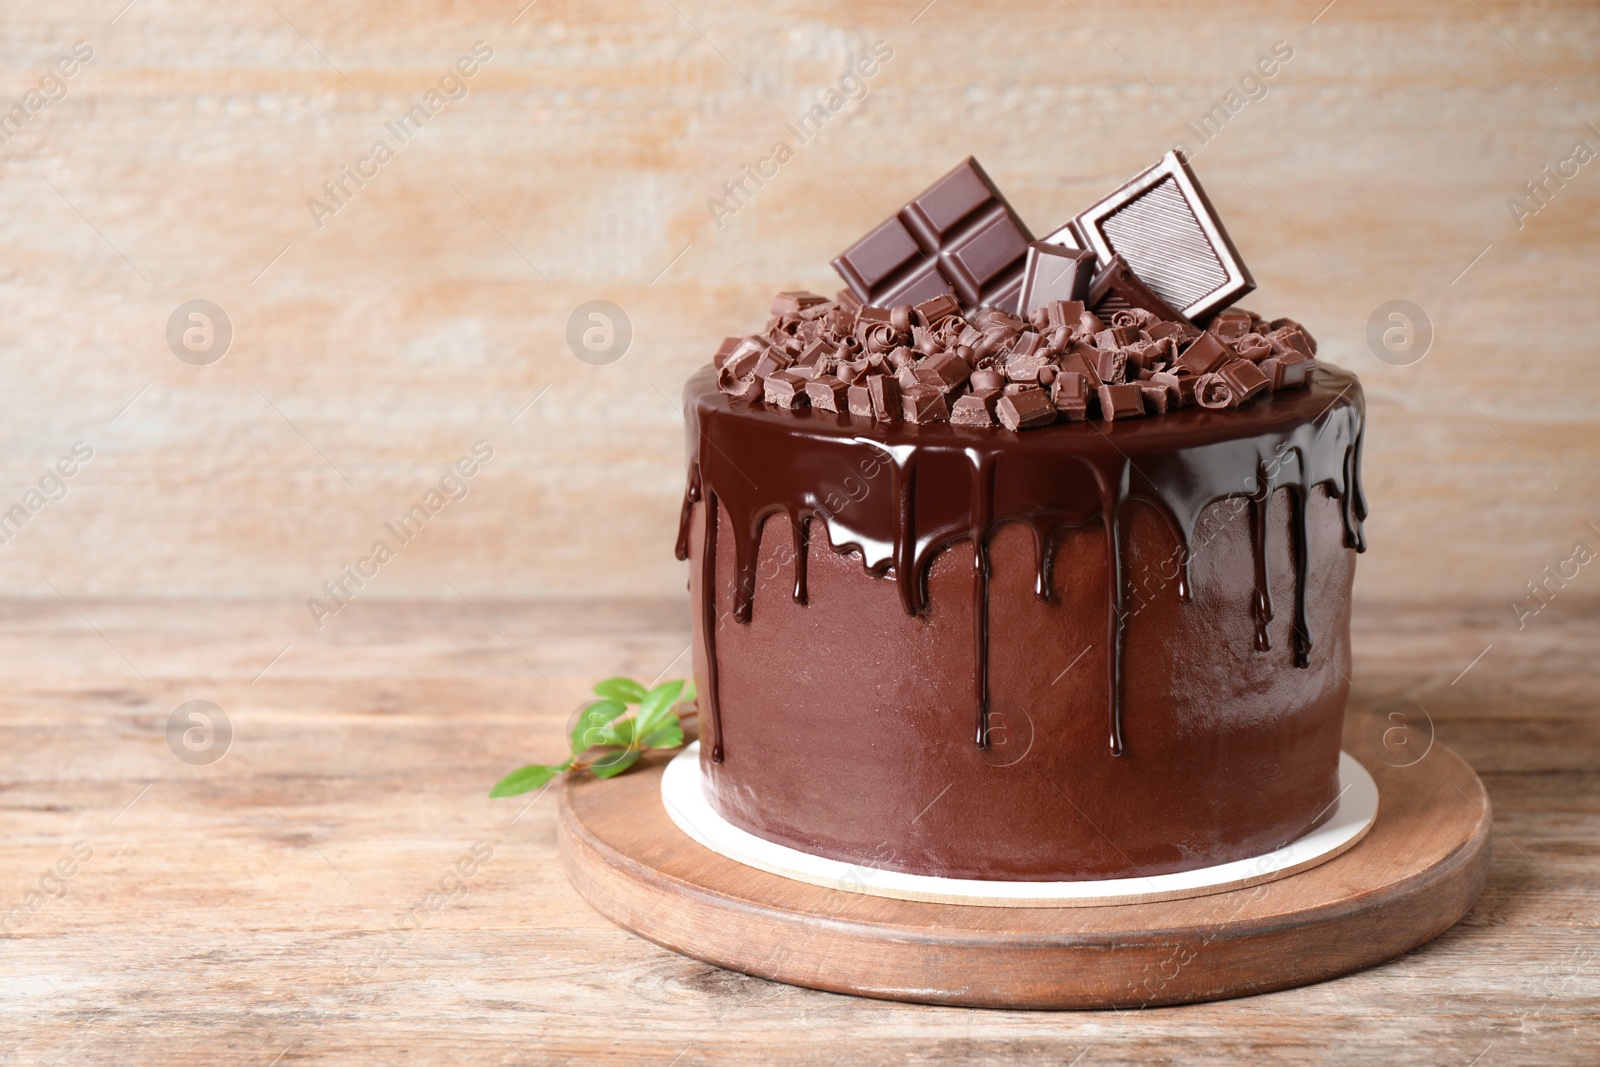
[557,718,1491,1010]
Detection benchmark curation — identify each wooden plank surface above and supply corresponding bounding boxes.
[0,597,1595,1064]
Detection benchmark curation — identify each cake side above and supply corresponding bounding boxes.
[679,364,1363,881]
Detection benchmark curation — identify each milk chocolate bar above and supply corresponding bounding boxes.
[832,158,1034,315]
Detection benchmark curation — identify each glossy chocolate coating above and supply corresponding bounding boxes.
[677,363,1365,880]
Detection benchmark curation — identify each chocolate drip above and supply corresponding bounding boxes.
[1287,482,1312,668]
[674,466,700,563]
[970,454,995,748]
[1249,466,1274,653]
[679,364,1365,765]
[791,515,810,605]
[701,482,725,763]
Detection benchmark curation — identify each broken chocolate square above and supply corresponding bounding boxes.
[764,370,810,409]
[867,374,901,421]
[1176,332,1231,376]
[995,388,1056,430]
[805,375,850,412]
[1218,359,1270,405]
[1097,382,1147,421]
[1086,254,1185,322]
[901,384,950,423]
[915,352,972,391]
[950,392,997,427]
[1071,149,1256,324]
[1019,242,1096,316]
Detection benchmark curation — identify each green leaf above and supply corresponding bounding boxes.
[680,679,696,703]
[640,722,685,750]
[593,677,648,704]
[590,748,642,779]
[586,718,634,749]
[489,761,570,798]
[635,680,684,739]
[571,700,627,755]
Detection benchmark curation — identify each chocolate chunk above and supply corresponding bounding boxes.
[793,340,835,378]
[805,375,850,412]
[1124,339,1173,373]
[832,157,1034,314]
[950,392,997,427]
[1147,319,1200,345]
[915,294,961,324]
[1043,300,1085,332]
[1072,149,1256,324]
[901,384,950,423]
[753,348,795,379]
[1209,308,1253,341]
[763,370,809,409]
[867,374,901,421]
[846,382,874,417]
[835,287,863,311]
[1058,344,1100,386]
[721,335,765,370]
[1087,254,1185,322]
[714,336,744,368]
[1176,332,1231,376]
[1218,358,1270,405]
[1051,370,1088,407]
[771,291,830,317]
[1270,318,1318,354]
[1195,373,1234,409]
[1097,382,1146,421]
[1261,352,1310,390]
[995,388,1056,430]
[1019,242,1096,316]
[1139,382,1171,414]
[1093,347,1127,384]
[1266,326,1314,358]
[1095,325,1141,349]
[1151,370,1196,407]
[915,352,972,391]
[721,343,763,383]
[1049,374,1088,422]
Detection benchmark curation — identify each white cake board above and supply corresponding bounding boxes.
[660,742,1379,908]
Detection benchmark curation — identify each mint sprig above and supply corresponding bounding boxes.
[489,676,695,798]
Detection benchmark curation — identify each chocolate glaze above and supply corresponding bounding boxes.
[677,364,1365,768]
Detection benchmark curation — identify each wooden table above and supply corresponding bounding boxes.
[0,597,1593,1064]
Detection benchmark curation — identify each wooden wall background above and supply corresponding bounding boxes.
[1,0,1596,633]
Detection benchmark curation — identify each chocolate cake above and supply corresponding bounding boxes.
[676,153,1366,881]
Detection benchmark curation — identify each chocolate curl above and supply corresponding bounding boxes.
[1195,372,1234,409]
[859,320,899,354]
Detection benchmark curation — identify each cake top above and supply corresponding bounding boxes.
[711,152,1318,432]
